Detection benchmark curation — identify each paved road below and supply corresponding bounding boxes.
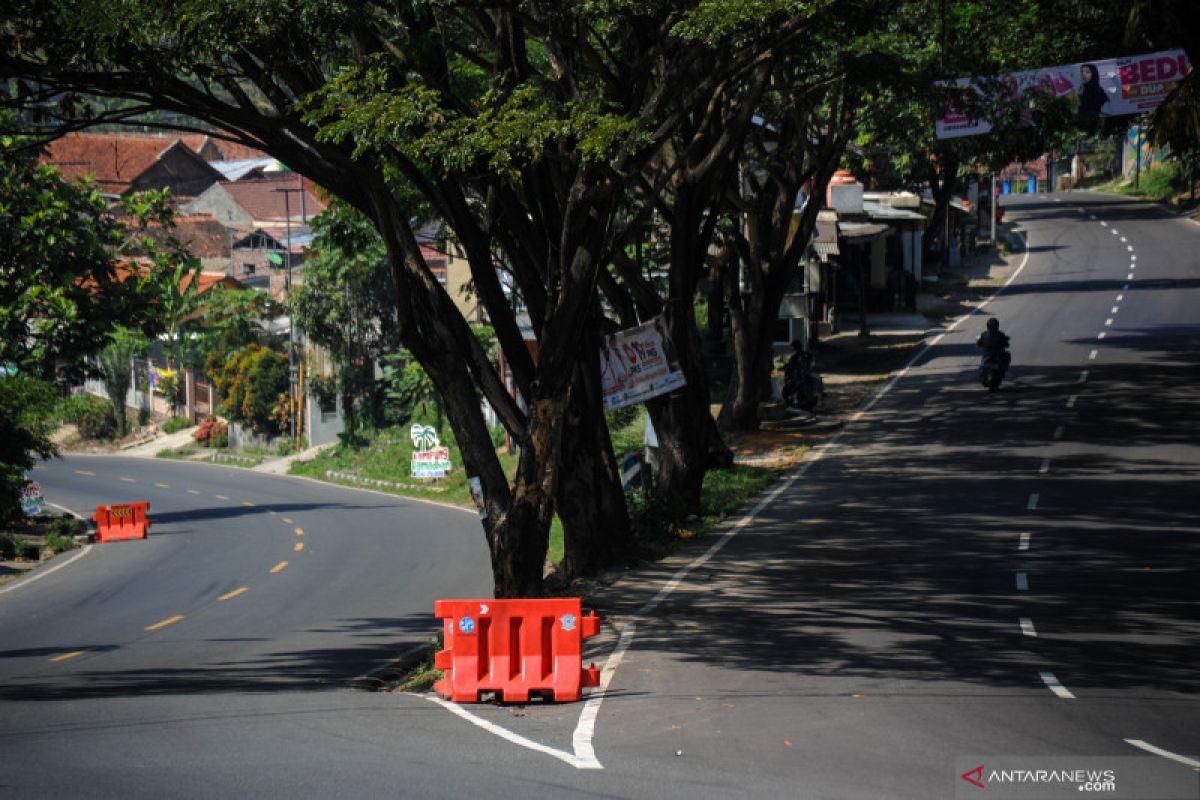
[2,192,1197,798]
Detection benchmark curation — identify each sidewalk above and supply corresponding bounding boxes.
[251,442,335,475]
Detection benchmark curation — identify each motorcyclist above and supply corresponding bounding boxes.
[976,317,1011,372]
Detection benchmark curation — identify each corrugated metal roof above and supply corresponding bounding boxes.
[862,200,926,221]
[813,240,840,261]
[838,221,890,241]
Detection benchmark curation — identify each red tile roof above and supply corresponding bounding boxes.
[127,214,242,259]
[219,176,327,224]
[42,132,180,194]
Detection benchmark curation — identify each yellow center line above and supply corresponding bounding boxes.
[294,528,303,536]
[215,494,230,500]
[270,561,289,574]
[145,615,185,631]
[74,470,96,477]
[155,482,171,489]
[282,517,294,524]
[50,650,86,663]
[218,587,248,601]
[294,542,304,552]
[187,489,201,495]
[120,477,137,483]
[242,501,255,507]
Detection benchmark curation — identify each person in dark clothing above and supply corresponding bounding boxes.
[1077,63,1109,117]
[976,317,1012,371]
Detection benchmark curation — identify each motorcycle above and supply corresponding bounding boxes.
[976,338,1011,391]
[783,355,825,411]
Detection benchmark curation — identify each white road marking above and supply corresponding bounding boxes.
[1111,306,1119,314]
[1130,254,1136,261]
[1039,458,1051,474]
[1116,294,1124,301]
[1053,426,1064,440]
[1040,672,1075,699]
[1105,318,1113,326]
[427,696,600,769]
[1127,273,1135,280]
[1100,221,1107,227]
[0,544,93,597]
[1124,739,1200,768]
[1079,370,1089,383]
[1066,395,1077,409]
[1016,572,1029,591]
[1110,229,1118,235]
[1123,283,1130,289]
[1098,332,1107,340]
[1089,349,1098,360]
[1027,493,1040,510]
[1020,617,1037,637]
[1019,532,1031,551]
[1119,236,1127,242]
[1127,245,1134,252]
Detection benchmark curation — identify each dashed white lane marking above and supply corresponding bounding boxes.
[1041,672,1076,699]
[1127,245,1134,252]
[1111,306,1120,314]
[1105,318,1113,326]
[1130,254,1137,261]
[1119,236,1127,242]
[1098,332,1108,340]
[1116,294,1124,301]
[1124,739,1200,768]
[1110,229,1119,235]
[1053,426,1064,440]
[1039,458,1051,474]
[1079,370,1089,383]
[1020,617,1038,637]
[1019,532,1031,551]
[1027,493,1040,510]
[1066,395,1077,409]
[1127,273,1135,280]
[1123,283,1130,289]
[1100,221,1108,227]
[1089,349,1099,360]
[1016,572,1029,591]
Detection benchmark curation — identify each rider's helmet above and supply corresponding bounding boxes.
[986,318,999,331]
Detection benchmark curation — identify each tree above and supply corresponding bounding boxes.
[0,119,153,380]
[0,375,58,524]
[96,327,149,439]
[207,344,290,437]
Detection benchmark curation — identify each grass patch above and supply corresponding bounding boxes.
[155,448,192,460]
[161,417,192,435]
[391,642,443,693]
[1100,163,1187,205]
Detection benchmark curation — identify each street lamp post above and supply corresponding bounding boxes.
[276,182,304,448]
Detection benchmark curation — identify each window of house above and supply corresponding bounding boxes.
[244,263,256,275]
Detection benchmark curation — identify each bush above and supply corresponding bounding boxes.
[193,416,229,448]
[207,344,289,435]
[0,533,16,560]
[59,392,117,440]
[489,424,507,449]
[51,515,86,538]
[161,416,191,434]
[1,376,59,523]
[45,531,75,554]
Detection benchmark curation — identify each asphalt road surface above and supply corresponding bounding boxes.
[2,192,1197,798]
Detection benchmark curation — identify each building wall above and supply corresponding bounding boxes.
[182,186,254,227]
[128,150,220,198]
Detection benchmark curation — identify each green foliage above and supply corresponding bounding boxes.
[50,515,87,538]
[0,376,59,524]
[207,345,288,435]
[161,416,191,434]
[96,327,149,438]
[58,392,117,440]
[1115,162,1181,202]
[191,286,279,369]
[606,405,644,456]
[192,416,229,448]
[0,119,155,379]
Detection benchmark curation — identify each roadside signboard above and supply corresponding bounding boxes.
[600,313,687,411]
[21,481,44,517]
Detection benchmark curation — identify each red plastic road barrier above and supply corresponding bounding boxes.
[92,501,151,542]
[434,598,601,703]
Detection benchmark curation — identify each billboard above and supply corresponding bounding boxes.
[936,50,1191,139]
[600,314,686,411]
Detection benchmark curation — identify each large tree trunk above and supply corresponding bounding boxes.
[556,356,633,581]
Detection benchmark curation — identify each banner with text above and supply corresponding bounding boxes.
[600,314,686,411]
[937,50,1191,139]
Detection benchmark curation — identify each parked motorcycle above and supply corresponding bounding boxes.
[783,353,825,411]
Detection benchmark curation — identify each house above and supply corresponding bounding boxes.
[126,214,241,273]
[42,131,224,198]
[181,175,326,228]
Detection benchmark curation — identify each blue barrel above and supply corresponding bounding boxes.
[1002,179,1011,194]
[1027,175,1037,193]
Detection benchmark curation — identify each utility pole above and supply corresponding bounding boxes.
[276,183,304,448]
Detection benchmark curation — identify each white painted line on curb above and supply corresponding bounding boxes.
[1124,739,1200,768]
[1016,572,1028,591]
[1020,617,1037,637]
[1041,672,1075,699]
[1027,494,1040,510]
[1019,532,1031,551]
